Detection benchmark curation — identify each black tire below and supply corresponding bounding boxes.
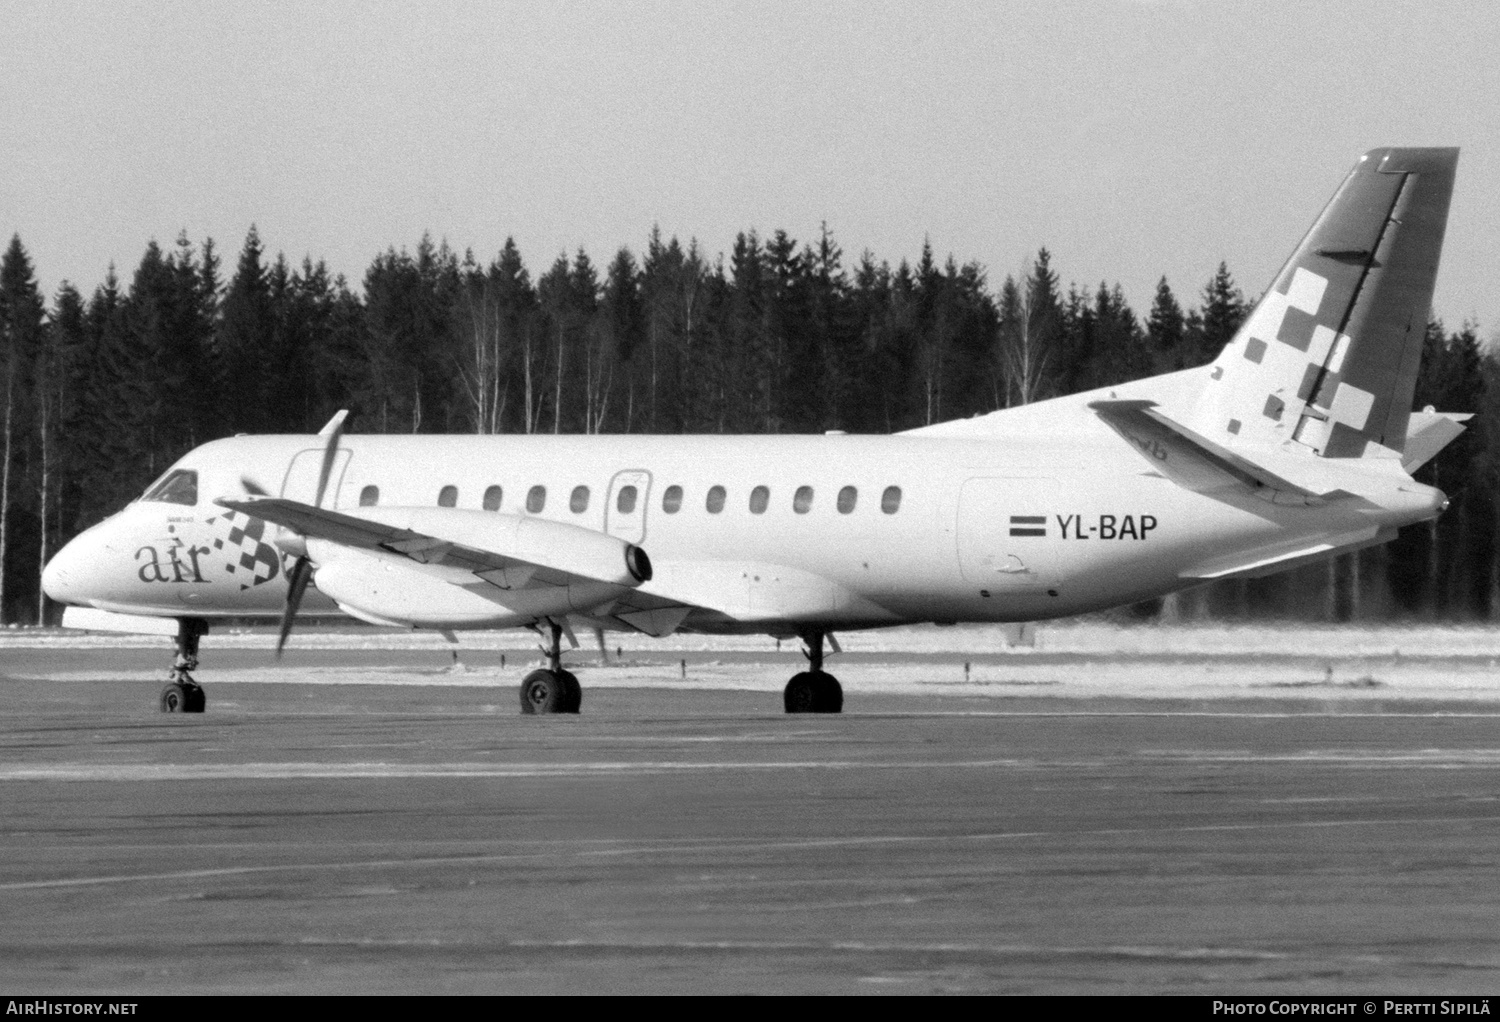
[784,671,817,713]
[813,671,843,714]
[183,685,206,714]
[519,669,567,714]
[784,671,844,714]
[160,683,189,713]
[557,670,582,714]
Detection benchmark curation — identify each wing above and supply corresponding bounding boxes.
[213,496,695,635]
[216,495,650,587]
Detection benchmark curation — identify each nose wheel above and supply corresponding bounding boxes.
[161,618,208,714]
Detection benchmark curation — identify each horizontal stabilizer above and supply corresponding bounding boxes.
[1183,526,1395,580]
[1402,411,1469,472]
[1090,399,1339,500]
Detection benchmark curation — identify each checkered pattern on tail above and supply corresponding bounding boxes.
[1188,147,1457,459]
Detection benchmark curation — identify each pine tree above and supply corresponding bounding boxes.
[761,230,807,432]
[536,253,573,434]
[728,231,769,432]
[1194,261,1246,365]
[847,252,895,430]
[0,236,46,622]
[810,223,857,431]
[1146,276,1185,372]
[601,247,642,433]
[999,249,1060,405]
[38,283,85,624]
[216,228,273,433]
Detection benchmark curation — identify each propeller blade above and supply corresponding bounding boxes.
[276,410,347,658]
[277,556,313,659]
[312,410,348,509]
[240,476,269,496]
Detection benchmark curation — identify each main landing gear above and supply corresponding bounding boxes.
[519,619,581,715]
[784,630,842,714]
[160,617,208,713]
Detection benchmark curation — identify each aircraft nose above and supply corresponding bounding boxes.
[42,533,97,606]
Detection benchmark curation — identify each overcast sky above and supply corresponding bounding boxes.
[4,1,1496,335]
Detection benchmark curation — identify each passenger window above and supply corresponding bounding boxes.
[359,485,379,507]
[662,485,683,514]
[141,469,198,506]
[617,485,638,514]
[483,485,502,511]
[837,486,857,514]
[749,485,769,514]
[793,486,813,514]
[438,485,458,508]
[527,485,547,513]
[570,485,590,513]
[706,485,726,514]
[882,485,902,514]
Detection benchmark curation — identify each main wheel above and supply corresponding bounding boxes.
[813,671,843,714]
[182,684,206,714]
[160,682,190,713]
[519,669,568,714]
[557,670,582,714]
[783,671,843,714]
[784,671,817,713]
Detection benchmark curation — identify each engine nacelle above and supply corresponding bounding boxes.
[304,508,650,629]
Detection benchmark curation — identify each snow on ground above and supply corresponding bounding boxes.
[12,660,1500,703]
[3,619,1500,658]
[5,621,1500,702]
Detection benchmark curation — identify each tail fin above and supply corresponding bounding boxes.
[1188,147,1458,458]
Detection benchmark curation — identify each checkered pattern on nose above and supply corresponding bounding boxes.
[206,510,282,590]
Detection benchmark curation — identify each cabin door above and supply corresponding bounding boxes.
[605,470,652,545]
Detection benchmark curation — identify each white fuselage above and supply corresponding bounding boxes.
[42,371,1446,638]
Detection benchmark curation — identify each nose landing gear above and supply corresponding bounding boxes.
[784,630,842,714]
[519,619,581,715]
[161,618,208,713]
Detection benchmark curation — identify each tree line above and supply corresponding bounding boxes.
[0,227,1491,625]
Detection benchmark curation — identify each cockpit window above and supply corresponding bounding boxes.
[141,469,198,506]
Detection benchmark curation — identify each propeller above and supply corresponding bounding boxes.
[276,411,348,658]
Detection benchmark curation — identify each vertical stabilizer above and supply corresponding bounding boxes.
[1188,148,1457,458]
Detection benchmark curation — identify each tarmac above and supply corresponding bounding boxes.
[2,638,1499,994]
